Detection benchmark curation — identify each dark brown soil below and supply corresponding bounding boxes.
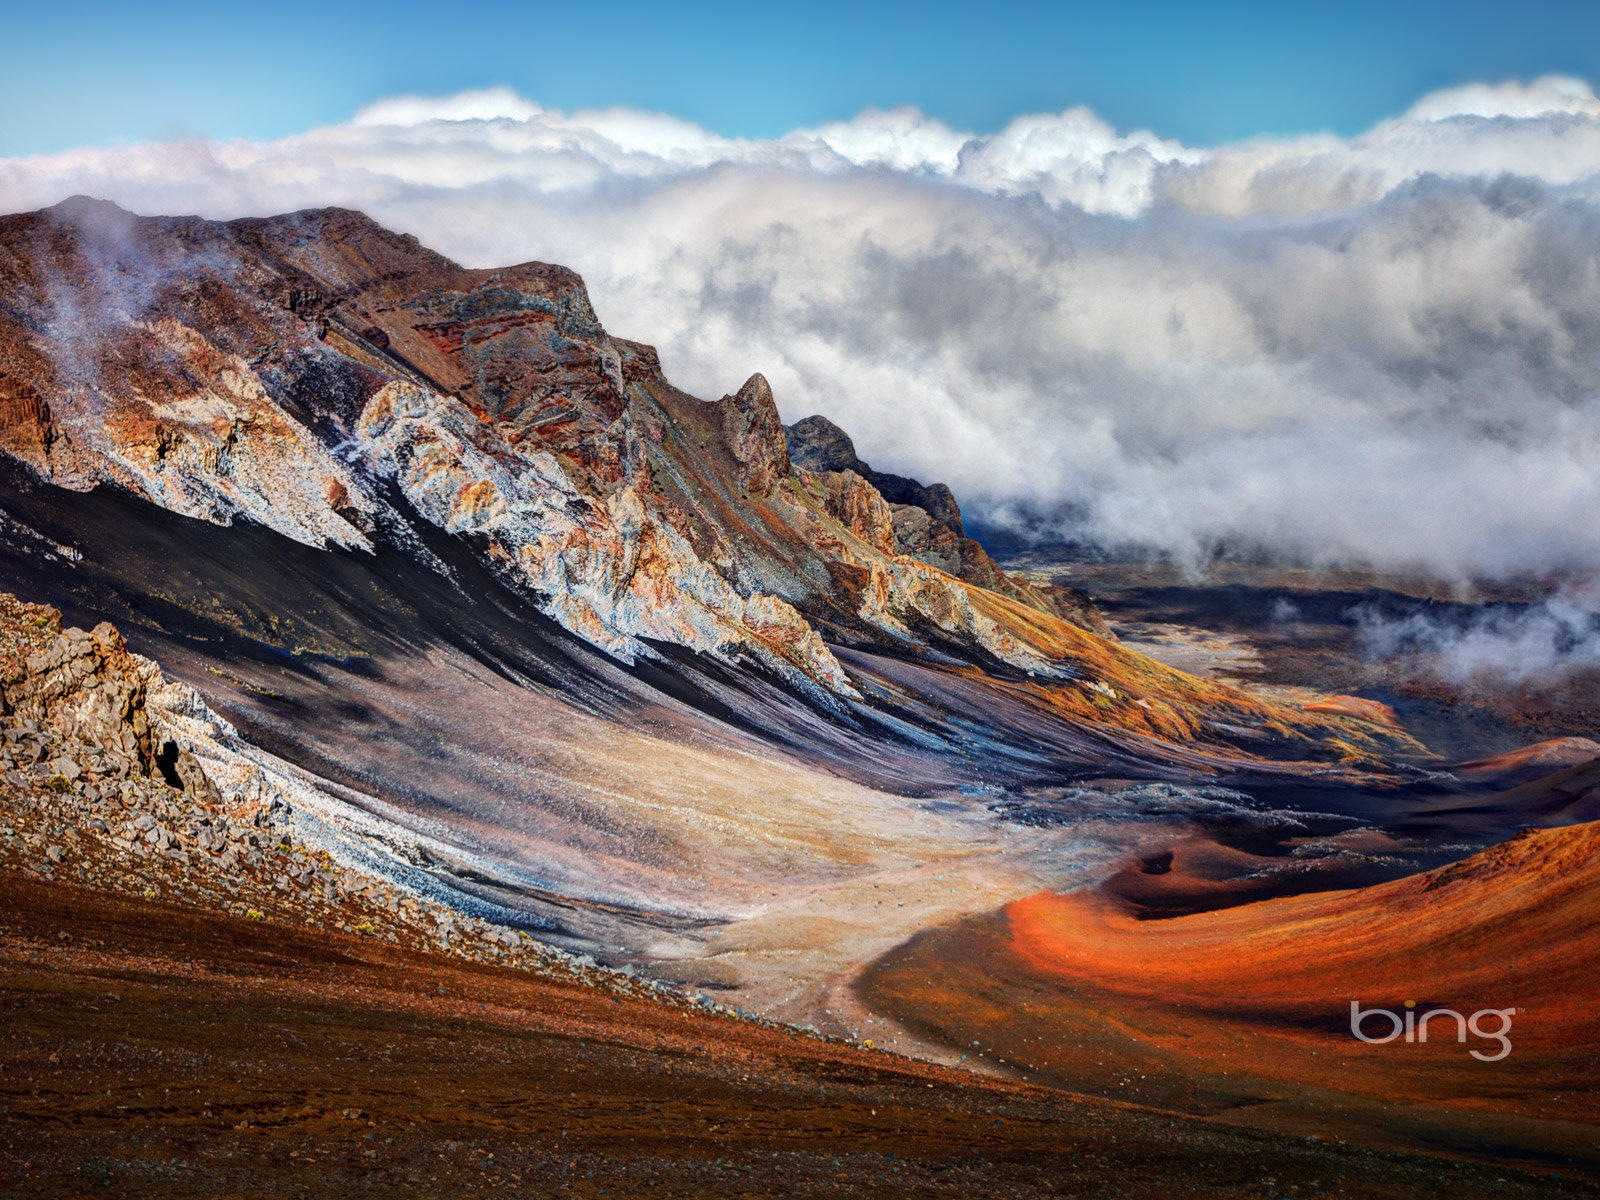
[4,872,1592,1199]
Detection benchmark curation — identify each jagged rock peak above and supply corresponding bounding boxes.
[783,411,1113,636]
[736,372,772,402]
[718,373,790,496]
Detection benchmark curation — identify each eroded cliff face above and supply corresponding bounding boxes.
[0,198,1396,756]
[357,380,854,697]
[0,201,376,549]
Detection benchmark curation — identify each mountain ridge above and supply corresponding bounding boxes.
[785,412,1112,636]
[0,196,1388,756]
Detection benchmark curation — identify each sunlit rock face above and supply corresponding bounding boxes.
[0,198,1408,766]
[717,373,790,498]
[0,198,1113,691]
[0,592,219,806]
[357,379,854,695]
[786,412,1112,637]
[0,201,373,549]
[807,468,896,556]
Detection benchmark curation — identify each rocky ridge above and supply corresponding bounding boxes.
[0,198,1411,758]
[786,413,1112,637]
[0,204,1114,691]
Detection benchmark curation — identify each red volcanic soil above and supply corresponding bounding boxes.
[1456,737,1600,778]
[1302,694,1401,726]
[4,875,1592,1199]
[859,821,1600,1179]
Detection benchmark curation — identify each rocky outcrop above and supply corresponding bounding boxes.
[0,593,217,804]
[0,375,55,461]
[0,201,374,549]
[787,414,1110,636]
[0,590,716,1003]
[787,414,963,532]
[358,381,855,697]
[806,469,897,555]
[717,373,790,497]
[888,502,964,574]
[784,415,858,475]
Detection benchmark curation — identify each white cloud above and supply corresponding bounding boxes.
[954,108,1200,214]
[352,86,545,126]
[6,81,1600,581]
[790,106,968,174]
[1400,74,1600,122]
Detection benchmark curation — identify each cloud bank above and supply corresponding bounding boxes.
[1353,587,1600,686]
[5,78,1600,580]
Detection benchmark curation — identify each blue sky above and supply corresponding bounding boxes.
[3,0,1596,155]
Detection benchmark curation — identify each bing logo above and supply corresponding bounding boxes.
[1349,1000,1515,1062]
